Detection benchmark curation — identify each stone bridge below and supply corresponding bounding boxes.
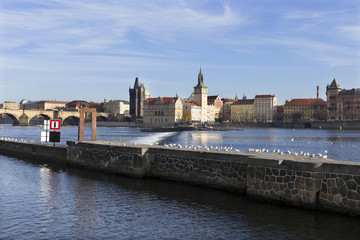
[0,109,110,126]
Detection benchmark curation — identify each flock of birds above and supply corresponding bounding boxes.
[0,137,329,159]
[162,143,328,159]
[0,137,28,143]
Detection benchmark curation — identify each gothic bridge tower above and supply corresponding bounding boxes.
[129,77,150,119]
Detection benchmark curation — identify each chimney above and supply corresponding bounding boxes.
[317,86,319,99]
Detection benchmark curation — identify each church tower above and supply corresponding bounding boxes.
[193,68,208,122]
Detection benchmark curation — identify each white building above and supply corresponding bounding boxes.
[104,100,129,115]
[182,99,201,122]
[254,95,277,122]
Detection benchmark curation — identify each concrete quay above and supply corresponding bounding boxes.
[0,139,359,216]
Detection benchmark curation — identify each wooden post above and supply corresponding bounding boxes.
[78,108,97,141]
[91,109,97,141]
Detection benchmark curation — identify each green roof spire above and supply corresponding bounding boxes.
[194,67,207,88]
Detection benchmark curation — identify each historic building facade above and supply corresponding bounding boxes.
[104,100,130,115]
[207,95,223,122]
[222,98,236,121]
[0,101,20,110]
[182,99,201,122]
[326,79,360,120]
[129,77,150,119]
[337,89,360,120]
[231,99,254,122]
[143,97,183,127]
[21,101,69,110]
[326,79,341,120]
[253,95,277,122]
[283,98,327,122]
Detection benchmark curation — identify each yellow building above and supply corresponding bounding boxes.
[143,97,183,127]
[231,99,254,122]
[284,98,328,122]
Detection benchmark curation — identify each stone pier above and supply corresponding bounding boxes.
[0,139,359,216]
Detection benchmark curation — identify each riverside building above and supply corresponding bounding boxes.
[284,98,328,122]
[0,101,20,110]
[207,95,223,122]
[222,98,237,121]
[104,100,130,115]
[231,99,254,122]
[326,79,360,120]
[182,99,201,122]
[254,95,277,122]
[143,97,183,127]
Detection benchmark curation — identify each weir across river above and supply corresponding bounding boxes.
[0,139,359,216]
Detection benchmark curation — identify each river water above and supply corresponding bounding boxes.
[0,125,359,162]
[1,125,360,239]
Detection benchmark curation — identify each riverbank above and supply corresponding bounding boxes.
[0,139,359,216]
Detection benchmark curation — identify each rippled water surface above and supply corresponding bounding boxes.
[1,154,360,240]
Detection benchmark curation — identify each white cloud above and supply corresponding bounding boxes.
[0,1,244,55]
[338,25,360,42]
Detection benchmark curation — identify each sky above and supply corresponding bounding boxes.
[0,0,359,105]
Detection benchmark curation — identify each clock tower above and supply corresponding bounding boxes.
[194,68,208,122]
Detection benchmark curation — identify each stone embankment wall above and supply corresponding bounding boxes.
[0,140,359,216]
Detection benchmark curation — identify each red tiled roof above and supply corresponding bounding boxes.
[183,99,199,106]
[284,98,326,106]
[277,105,284,112]
[208,95,219,100]
[255,95,275,98]
[232,99,254,105]
[208,95,222,104]
[221,98,236,102]
[146,97,178,105]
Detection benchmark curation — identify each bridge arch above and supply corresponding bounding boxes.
[29,114,51,124]
[25,112,52,122]
[1,113,20,125]
[96,116,108,122]
[63,116,80,126]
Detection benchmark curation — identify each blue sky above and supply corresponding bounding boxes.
[0,0,359,105]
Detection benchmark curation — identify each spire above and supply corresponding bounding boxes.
[198,68,203,85]
[235,93,238,100]
[194,67,207,88]
[134,77,140,88]
[329,78,340,89]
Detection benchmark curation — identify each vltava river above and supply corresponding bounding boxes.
[0,125,360,239]
[1,154,360,239]
[0,125,359,162]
